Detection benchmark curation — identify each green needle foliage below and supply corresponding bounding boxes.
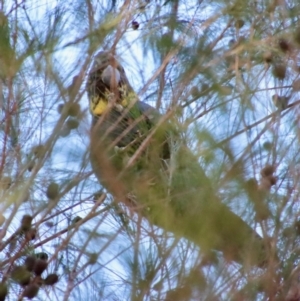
[0,0,300,300]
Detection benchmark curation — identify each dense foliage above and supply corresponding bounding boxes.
[0,0,300,300]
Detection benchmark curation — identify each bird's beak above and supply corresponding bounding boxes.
[101,65,121,87]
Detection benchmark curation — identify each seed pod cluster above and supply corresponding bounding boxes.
[57,102,81,137]
[7,252,59,300]
[66,117,80,130]
[20,215,33,232]
[272,94,289,110]
[35,252,48,261]
[278,38,291,53]
[272,63,287,80]
[259,165,277,191]
[24,256,36,272]
[32,144,45,158]
[46,182,59,200]
[59,126,71,137]
[44,273,59,285]
[235,19,244,29]
[11,266,31,286]
[131,20,139,30]
[59,102,81,117]
[23,284,39,299]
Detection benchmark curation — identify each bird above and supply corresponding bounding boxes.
[87,51,267,267]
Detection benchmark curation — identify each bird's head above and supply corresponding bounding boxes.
[87,52,136,116]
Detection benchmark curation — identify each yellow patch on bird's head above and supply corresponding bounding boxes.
[89,84,138,116]
[90,95,109,115]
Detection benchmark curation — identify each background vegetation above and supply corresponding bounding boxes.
[0,0,300,299]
